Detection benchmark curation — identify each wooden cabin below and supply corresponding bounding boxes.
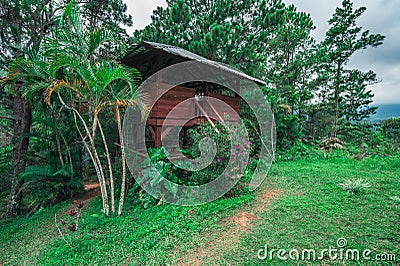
[121,41,265,150]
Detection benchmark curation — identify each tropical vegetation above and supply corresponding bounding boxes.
[0,0,398,264]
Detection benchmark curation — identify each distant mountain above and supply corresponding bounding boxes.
[370,104,400,122]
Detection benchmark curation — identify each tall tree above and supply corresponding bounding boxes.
[0,0,134,217]
[265,4,316,146]
[134,0,287,76]
[79,0,132,30]
[3,1,143,216]
[319,0,384,137]
[0,0,57,218]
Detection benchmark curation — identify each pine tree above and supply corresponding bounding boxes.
[320,0,384,137]
[0,0,56,218]
[134,0,287,76]
[265,4,316,146]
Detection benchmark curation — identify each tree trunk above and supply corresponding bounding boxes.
[116,105,126,216]
[4,83,32,218]
[98,120,115,214]
[91,115,109,216]
[332,62,342,137]
[59,93,109,217]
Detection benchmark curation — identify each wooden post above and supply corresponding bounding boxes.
[206,100,224,122]
[183,127,188,148]
[155,125,162,147]
[193,99,219,133]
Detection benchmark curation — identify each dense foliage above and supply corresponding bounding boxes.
[0,1,398,265]
[135,0,386,149]
[0,0,397,220]
[0,0,137,217]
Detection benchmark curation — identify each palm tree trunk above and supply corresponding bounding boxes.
[72,111,108,215]
[91,115,109,216]
[98,120,115,214]
[59,93,109,217]
[116,105,126,216]
[51,109,65,166]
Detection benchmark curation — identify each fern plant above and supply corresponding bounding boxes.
[19,163,83,209]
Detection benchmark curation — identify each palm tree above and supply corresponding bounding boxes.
[2,1,144,216]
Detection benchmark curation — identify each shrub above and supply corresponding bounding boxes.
[338,178,371,195]
[128,147,179,209]
[19,163,84,210]
[187,121,251,186]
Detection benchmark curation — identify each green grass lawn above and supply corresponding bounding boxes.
[215,155,400,265]
[0,154,399,265]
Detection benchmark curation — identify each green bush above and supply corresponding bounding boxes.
[19,163,84,208]
[187,121,251,186]
[380,117,400,147]
[128,122,254,209]
[0,145,12,207]
[276,140,320,161]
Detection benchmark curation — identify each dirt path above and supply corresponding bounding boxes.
[77,182,283,265]
[175,187,283,265]
[79,182,101,202]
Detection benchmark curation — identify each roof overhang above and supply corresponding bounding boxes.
[122,41,266,86]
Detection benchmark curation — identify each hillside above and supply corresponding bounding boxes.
[1,155,399,265]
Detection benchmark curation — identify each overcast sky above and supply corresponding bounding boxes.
[125,0,400,104]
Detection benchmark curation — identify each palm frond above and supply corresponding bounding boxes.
[60,0,82,39]
[43,80,66,104]
[87,27,115,56]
